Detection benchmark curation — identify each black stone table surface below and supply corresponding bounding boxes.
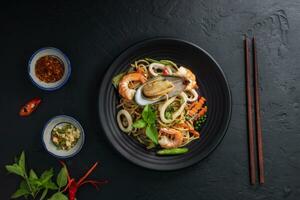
[0,0,299,199]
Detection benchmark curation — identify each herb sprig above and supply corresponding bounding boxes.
[5,151,68,200]
[132,105,158,144]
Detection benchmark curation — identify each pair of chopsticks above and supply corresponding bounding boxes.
[244,36,264,185]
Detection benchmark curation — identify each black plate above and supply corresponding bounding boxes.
[99,38,231,170]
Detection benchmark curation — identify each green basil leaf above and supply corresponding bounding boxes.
[18,151,26,172]
[48,192,68,200]
[11,188,30,199]
[28,170,39,193]
[56,166,68,188]
[132,119,147,128]
[40,168,53,179]
[31,179,42,188]
[142,105,156,124]
[147,114,156,124]
[29,169,38,180]
[142,105,149,121]
[6,164,24,177]
[45,180,58,190]
[112,72,126,88]
[39,188,48,200]
[146,124,158,144]
[18,180,31,198]
[40,169,54,185]
[19,180,29,191]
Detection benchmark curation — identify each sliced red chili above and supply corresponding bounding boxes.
[19,97,41,117]
[162,68,169,75]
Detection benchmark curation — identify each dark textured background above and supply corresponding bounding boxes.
[0,0,299,199]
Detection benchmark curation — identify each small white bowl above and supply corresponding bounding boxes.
[28,47,71,91]
[42,115,85,158]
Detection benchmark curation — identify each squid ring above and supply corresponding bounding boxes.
[149,63,173,76]
[159,92,187,124]
[185,89,198,102]
[117,109,133,133]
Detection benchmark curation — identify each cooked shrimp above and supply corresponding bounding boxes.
[189,129,200,138]
[158,128,183,149]
[175,66,197,90]
[136,64,149,78]
[118,72,147,100]
[174,123,200,138]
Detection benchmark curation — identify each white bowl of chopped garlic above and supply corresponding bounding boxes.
[42,115,85,158]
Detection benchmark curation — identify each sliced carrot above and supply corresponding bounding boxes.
[188,101,197,110]
[199,106,208,117]
[188,97,206,116]
[194,106,208,121]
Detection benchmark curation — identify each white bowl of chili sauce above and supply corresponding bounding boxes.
[28,47,71,91]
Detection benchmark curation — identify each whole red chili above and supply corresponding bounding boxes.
[60,161,108,200]
[19,97,41,116]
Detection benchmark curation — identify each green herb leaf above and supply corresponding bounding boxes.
[56,166,68,188]
[146,124,158,144]
[11,188,30,199]
[29,169,38,180]
[30,179,42,190]
[16,181,31,199]
[132,119,147,128]
[48,192,68,200]
[142,105,156,124]
[18,151,26,172]
[6,151,65,200]
[5,164,24,177]
[28,170,39,193]
[19,180,29,191]
[40,169,54,185]
[45,180,58,190]
[112,72,126,88]
[39,188,48,200]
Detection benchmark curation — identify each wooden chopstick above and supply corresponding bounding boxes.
[252,37,265,184]
[244,36,256,185]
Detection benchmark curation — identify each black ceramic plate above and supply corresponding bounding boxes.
[99,38,231,170]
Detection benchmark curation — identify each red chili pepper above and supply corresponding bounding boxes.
[19,97,41,116]
[162,68,169,75]
[60,161,108,200]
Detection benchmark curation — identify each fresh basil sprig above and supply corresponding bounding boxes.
[5,151,68,200]
[132,105,158,144]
